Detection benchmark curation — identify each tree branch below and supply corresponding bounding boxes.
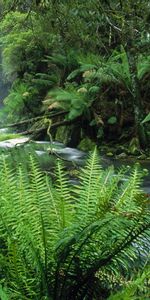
[20,118,78,136]
[0,111,68,128]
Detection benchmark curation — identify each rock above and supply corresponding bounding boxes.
[78,137,96,151]
[0,137,29,149]
[117,152,127,159]
[0,128,11,134]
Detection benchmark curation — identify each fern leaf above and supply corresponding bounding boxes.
[0,285,9,300]
[74,148,101,225]
[54,159,73,228]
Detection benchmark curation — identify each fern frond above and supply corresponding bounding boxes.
[138,55,150,80]
[54,159,73,228]
[0,285,10,300]
[0,150,149,299]
[48,87,87,120]
[74,148,101,225]
[68,214,149,298]
[115,166,144,212]
[96,166,127,214]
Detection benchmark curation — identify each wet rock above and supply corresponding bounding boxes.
[78,137,96,151]
[0,128,11,134]
[117,152,127,159]
[0,137,29,149]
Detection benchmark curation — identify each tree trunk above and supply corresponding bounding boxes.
[127,49,148,148]
[124,13,148,149]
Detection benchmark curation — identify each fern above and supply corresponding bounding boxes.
[33,73,60,88]
[0,285,10,300]
[44,50,78,71]
[108,267,150,300]
[0,149,149,299]
[47,87,89,120]
[74,147,102,224]
[138,55,150,80]
[2,82,38,122]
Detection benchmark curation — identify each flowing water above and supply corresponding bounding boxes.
[0,130,150,193]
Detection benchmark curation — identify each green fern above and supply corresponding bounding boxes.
[47,87,89,120]
[108,267,150,300]
[0,149,149,299]
[138,55,150,80]
[0,285,10,300]
[33,73,60,88]
[1,82,38,122]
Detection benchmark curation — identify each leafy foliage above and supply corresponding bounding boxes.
[47,86,90,120]
[0,82,38,122]
[0,12,35,78]
[142,112,150,124]
[0,1,150,146]
[0,149,149,299]
[108,268,150,300]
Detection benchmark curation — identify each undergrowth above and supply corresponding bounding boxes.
[0,148,149,299]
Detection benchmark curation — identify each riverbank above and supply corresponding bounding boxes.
[0,129,150,194]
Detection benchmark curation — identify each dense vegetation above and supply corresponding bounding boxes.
[0,149,149,299]
[0,1,150,299]
[0,0,150,153]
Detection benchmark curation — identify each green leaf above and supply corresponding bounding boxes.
[67,69,81,80]
[68,108,82,120]
[107,116,117,125]
[141,112,150,124]
[89,86,100,94]
[0,285,9,300]
[90,119,97,126]
[80,63,96,71]
[97,127,104,138]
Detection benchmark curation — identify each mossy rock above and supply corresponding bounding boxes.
[78,137,96,151]
[116,152,127,159]
[55,126,70,144]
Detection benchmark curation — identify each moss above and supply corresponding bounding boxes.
[0,133,23,141]
[55,126,71,144]
[78,137,96,151]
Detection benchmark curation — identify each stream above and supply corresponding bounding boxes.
[0,129,150,193]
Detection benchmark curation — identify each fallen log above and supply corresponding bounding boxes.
[20,118,78,136]
[0,110,68,128]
